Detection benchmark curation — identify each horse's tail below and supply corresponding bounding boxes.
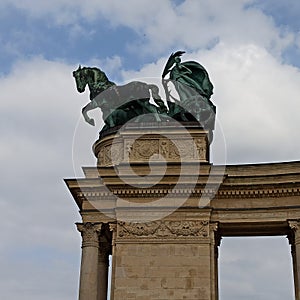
[148,84,160,100]
[148,84,167,113]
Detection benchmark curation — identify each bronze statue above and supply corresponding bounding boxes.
[162,51,216,129]
[73,66,167,130]
[162,51,213,100]
[73,52,216,133]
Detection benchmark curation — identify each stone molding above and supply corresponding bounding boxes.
[117,220,209,239]
[218,186,300,199]
[76,222,103,248]
[77,185,300,200]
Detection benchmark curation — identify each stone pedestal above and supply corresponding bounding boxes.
[93,122,210,167]
[93,123,217,299]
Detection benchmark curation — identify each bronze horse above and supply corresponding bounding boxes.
[73,66,167,129]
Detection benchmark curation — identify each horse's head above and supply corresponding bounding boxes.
[73,65,87,93]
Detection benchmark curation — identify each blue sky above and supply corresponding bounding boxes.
[1,1,300,299]
[3,0,299,74]
[0,6,142,75]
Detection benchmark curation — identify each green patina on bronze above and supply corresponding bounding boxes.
[162,51,213,100]
[73,66,167,130]
[73,51,216,133]
[162,51,216,129]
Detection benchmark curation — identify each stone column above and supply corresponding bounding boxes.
[210,222,220,300]
[76,222,103,300]
[97,237,110,300]
[289,220,300,300]
[108,223,117,300]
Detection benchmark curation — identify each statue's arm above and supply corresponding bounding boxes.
[179,64,192,74]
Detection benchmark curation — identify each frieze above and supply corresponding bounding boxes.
[96,133,209,166]
[159,139,169,157]
[214,211,289,220]
[110,142,123,165]
[98,142,123,167]
[98,145,111,166]
[117,220,209,239]
[195,137,207,160]
[169,139,194,159]
[130,139,159,160]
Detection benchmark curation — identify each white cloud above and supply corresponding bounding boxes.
[220,237,294,299]
[86,55,123,80]
[68,24,96,40]
[0,57,88,300]
[0,0,82,25]
[120,42,300,164]
[2,0,296,57]
[1,1,300,299]
[202,43,300,163]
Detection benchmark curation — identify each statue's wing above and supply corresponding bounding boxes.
[181,61,214,98]
[162,51,185,78]
[174,50,186,57]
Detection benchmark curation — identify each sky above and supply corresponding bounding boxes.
[1,0,300,299]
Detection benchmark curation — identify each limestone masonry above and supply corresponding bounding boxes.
[65,123,300,300]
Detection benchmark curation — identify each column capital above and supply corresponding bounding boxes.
[289,220,300,245]
[289,220,300,232]
[209,222,219,232]
[76,222,103,248]
[109,222,117,232]
[109,223,117,245]
[210,222,221,246]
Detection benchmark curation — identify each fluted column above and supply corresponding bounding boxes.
[76,222,103,300]
[289,220,300,300]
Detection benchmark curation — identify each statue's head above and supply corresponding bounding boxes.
[174,56,181,64]
[73,65,86,93]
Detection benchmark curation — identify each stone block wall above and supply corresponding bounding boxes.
[113,244,212,299]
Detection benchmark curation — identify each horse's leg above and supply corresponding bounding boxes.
[116,109,129,125]
[149,84,167,113]
[104,110,116,128]
[82,100,97,126]
[101,106,122,129]
[137,98,162,122]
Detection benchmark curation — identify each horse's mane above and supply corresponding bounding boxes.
[84,67,115,87]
